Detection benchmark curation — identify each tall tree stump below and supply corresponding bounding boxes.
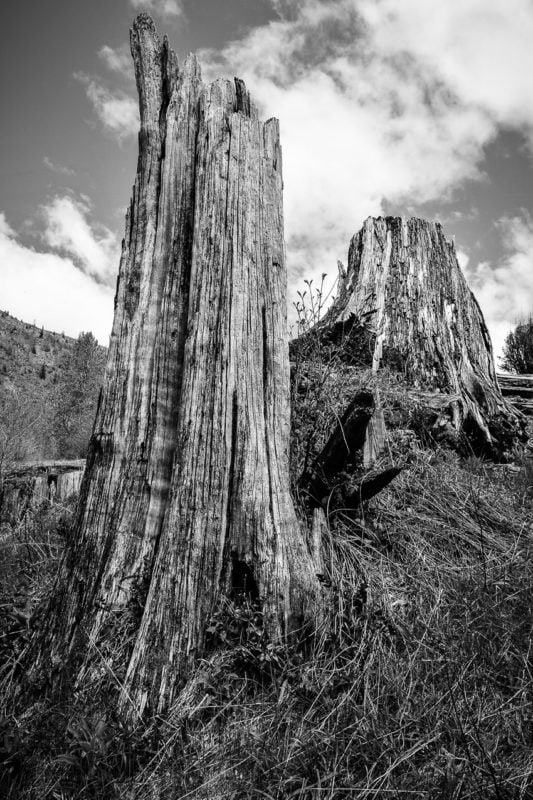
[33,14,321,717]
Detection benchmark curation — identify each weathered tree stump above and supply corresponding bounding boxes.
[324,216,525,457]
[31,14,321,717]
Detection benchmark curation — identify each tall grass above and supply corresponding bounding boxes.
[3,453,533,798]
[2,310,533,798]
[113,451,533,800]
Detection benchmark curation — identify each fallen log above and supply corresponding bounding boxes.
[301,389,400,511]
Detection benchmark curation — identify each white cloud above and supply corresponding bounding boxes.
[465,214,533,359]
[201,0,533,334]
[129,0,183,20]
[43,156,76,177]
[85,81,138,139]
[40,195,119,283]
[358,0,533,138]
[75,72,138,141]
[55,0,532,350]
[98,44,132,78]
[202,2,493,298]
[0,213,15,239]
[0,211,114,345]
[456,250,469,271]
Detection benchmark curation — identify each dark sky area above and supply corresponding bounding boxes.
[0,0,273,238]
[1,0,532,357]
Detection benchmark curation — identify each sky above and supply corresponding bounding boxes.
[1,0,532,361]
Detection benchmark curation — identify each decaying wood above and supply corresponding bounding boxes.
[301,389,401,511]
[309,508,327,574]
[363,400,386,468]
[31,14,321,718]
[497,373,533,415]
[324,217,526,457]
[344,467,402,507]
[302,390,374,503]
[0,461,85,524]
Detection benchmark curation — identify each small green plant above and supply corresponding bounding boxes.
[206,596,265,649]
[57,717,115,791]
[292,274,332,336]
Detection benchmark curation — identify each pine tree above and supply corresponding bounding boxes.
[53,331,106,457]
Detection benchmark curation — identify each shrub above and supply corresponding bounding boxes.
[500,316,533,374]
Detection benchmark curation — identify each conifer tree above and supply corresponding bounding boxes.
[53,332,105,457]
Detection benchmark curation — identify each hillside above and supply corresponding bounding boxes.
[0,310,76,392]
[0,309,106,461]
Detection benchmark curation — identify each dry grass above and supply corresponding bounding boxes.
[2,447,533,798]
[110,451,533,800]
[4,284,533,797]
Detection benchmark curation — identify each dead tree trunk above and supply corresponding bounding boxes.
[325,216,525,457]
[32,14,321,717]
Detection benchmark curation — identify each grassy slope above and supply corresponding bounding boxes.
[4,450,531,799]
[0,310,105,460]
[1,336,533,798]
[116,454,533,800]
[0,310,76,395]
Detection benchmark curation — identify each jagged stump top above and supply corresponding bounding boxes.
[31,13,321,719]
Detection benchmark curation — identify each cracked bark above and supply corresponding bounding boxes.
[31,14,321,717]
[326,216,525,457]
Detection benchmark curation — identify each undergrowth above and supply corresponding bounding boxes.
[1,279,533,797]
[8,452,528,798]
[96,451,532,800]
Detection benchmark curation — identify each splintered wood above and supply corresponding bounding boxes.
[33,13,321,718]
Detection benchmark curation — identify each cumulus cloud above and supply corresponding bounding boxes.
[0,214,16,239]
[62,0,532,350]
[75,72,138,140]
[0,211,114,345]
[40,195,119,283]
[465,214,533,359]
[98,44,133,77]
[202,1,493,295]
[129,0,183,20]
[202,0,533,332]
[359,0,533,139]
